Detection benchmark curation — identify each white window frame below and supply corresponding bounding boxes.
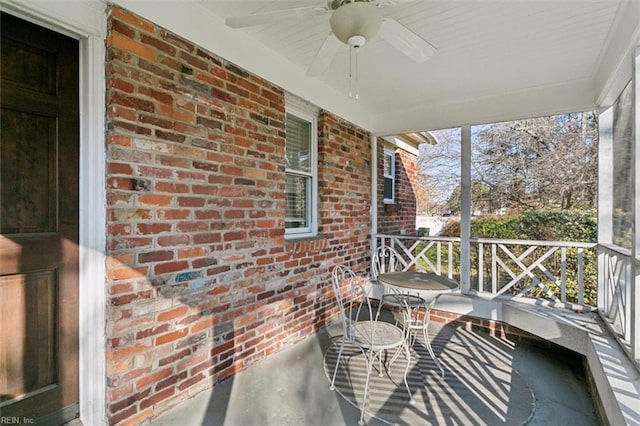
[285,107,318,238]
[383,148,395,204]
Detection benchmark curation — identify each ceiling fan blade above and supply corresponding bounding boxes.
[307,33,342,77]
[379,0,421,5]
[378,17,436,63]
[226,6,327,29]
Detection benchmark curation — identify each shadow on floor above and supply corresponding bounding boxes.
[151,318,598,426]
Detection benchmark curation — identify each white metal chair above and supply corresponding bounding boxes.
[369,245,408,304]
[371,246,446,377]
[370,245,407,283]
[370,245,414,334]
[329,265,414,425]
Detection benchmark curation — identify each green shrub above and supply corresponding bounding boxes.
[425,208,597,305]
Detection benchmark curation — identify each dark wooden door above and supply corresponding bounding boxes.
[0,13,80,424]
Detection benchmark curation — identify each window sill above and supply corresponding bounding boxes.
[285,233,322,240]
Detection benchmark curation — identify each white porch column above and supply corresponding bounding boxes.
[632,47,640,359]
[460,125,472,293]
[371,134,378,255]
[597,107,614,313]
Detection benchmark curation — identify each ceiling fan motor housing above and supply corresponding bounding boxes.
[330,1,383,45]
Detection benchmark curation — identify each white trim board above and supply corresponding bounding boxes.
[0,1,109,424]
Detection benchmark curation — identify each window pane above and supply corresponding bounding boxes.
[383,152,392,176]
[613,81,633,249]
[286,113,311,173]
[285,173,308,229]
[384,177,393,200]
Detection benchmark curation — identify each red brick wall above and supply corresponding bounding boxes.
[377,142,417,235]
[104,6,371,424]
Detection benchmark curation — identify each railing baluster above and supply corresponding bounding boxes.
[448,241,453,279]
[437,242,442,275]
[561,247,567,303]
[607,251,615,318]
[492,243,497,294]
[577,247,584,306]
[478,242,484,292]
[625,259,632,341]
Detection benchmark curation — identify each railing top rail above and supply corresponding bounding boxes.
[375,234,596,248]
[375,233,459,243]
[599,243,633,257]
[471,238,596,248]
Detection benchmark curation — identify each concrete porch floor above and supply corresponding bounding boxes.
[150,320,599,426]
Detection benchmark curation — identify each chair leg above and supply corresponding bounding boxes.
[422,325,445,378]
[374,300,383,321]
[359,349,376,426]
[329,339,346,390]
[408,327,417,348]
[387,343,404,367]
[402,341,415,405]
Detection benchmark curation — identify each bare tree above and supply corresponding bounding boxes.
[416,112,598,214]
[473,112,598,210]
[417,128,461,214]
[415,175,441,215]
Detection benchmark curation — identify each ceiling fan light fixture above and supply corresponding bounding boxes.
[330,2,383,45]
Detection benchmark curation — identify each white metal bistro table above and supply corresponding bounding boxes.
[377,271,459,377]
[377,271,459,296]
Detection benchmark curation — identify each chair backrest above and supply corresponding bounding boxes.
[331,265,373,340]
[371,246,407,281]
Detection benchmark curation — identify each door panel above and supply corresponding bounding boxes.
[1,109,57,234]
[0,272,56,399]
[0,12,80,424]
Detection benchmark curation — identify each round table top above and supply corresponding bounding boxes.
[377,271,459,292]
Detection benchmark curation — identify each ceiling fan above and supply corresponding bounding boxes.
[225,0,437,77]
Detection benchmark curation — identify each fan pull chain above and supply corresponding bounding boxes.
[349,45,360,100]
[354,45,359,100]
[349,44,353,98]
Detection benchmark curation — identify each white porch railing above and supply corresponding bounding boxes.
[375,233,640,367]
[598,244,640,361]
[375,234,598,309]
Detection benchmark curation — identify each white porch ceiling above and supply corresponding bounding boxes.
[115,0,640,135]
